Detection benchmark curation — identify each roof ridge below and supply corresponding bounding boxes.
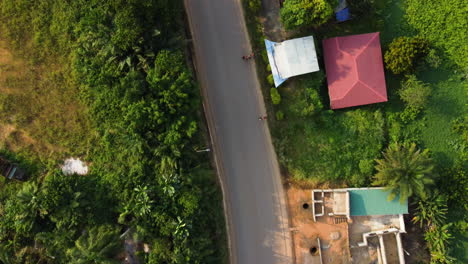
[336,33,379,58]
[335,80,359,100]
[355,33,379,57]
[358,80,387,101]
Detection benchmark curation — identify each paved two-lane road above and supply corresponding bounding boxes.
[184,1,293,263]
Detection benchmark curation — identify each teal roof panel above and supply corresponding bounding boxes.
[349,189,408,216]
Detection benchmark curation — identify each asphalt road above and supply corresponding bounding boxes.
[184,1,293,263]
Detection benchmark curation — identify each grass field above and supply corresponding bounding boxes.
[417,67,467,165]
[0,39,93,163]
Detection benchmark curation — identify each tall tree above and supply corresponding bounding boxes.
[373,142,434,203]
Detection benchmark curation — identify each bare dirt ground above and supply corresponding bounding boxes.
[401,211,431,263]
[287,185,351,264]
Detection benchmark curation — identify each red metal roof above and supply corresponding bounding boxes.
[323,32,387,109]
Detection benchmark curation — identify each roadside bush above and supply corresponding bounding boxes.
[248,0,261,14]
[270,87,281,105]
[267,74,274,86]
[384,36,428,74]
[280,0,334,30]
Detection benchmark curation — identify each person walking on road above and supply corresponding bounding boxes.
[242,52,255,60]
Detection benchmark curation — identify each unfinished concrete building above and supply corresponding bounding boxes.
[310,187,408,264]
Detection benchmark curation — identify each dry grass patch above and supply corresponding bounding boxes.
[0,39,93,160]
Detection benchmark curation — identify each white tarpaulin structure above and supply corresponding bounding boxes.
[265,36,319,87]
[62,158,88,175]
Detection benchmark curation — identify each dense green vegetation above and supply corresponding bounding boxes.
[384,36,428,74]
[245,0,467,262]
[373,143,434,203]
[0,0,226,263]
[280,0,334,30]
[405,0,468,70]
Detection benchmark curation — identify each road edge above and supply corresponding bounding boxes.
[183,1,236,264]
[235,0,295,261]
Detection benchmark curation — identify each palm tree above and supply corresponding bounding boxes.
[66,225,121,264]
[373,142,434,203]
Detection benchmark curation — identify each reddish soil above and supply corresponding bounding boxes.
[287,185,351,264]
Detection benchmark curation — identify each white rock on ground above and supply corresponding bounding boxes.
[61,158,88,175]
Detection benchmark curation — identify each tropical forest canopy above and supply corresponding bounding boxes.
[0,0,226,263]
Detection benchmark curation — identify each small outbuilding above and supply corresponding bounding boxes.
[265,36,320,87]
[323,32,387,109]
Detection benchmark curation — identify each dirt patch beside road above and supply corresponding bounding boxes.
[287,185,351,264]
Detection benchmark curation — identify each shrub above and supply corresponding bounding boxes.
[267,74,274,86]
[452,115,468,143]
[358,159,374,175]
[384,36,428,74]
[399,75,431,110]
[412,191,448,228]
[302,87,323,116]
[270,87,281,105]
[248,0,261,14]
[424,224,455,264]
[439,162,468,212]
[276,110,284,120]
[280,0,334,30]
[290,73,324,117]
[399,105,421,123]
[425,49,442,68]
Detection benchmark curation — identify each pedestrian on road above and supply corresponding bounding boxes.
[258,115,267,120]
[242,55,248,60]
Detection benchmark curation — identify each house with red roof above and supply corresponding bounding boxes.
[322,32,387,109]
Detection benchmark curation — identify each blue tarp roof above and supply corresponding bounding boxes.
[336,8,350,22]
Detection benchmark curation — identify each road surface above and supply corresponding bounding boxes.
[184,1,293,263]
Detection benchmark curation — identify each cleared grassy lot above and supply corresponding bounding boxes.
[0,39,93,161]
